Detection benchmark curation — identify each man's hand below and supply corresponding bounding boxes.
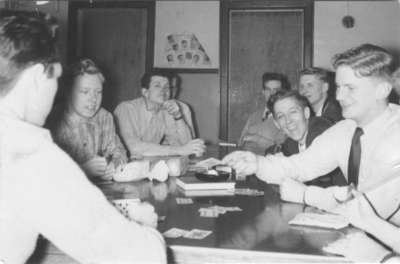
[222,151,258,178]
[102,162,115,181]
[81,156,107,178]
[323,231,390,262]
[280,178,307,204]
[163,100,182,119]
[127,202,158,228]
[179,138,206,157]
[334,191,380,233]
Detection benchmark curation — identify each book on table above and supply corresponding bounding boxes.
[176,175,236,191]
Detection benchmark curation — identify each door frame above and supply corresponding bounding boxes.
[219,0,313,141]
[67,0,155,71]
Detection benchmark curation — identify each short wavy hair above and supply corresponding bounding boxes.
[299,67,329,83]
[0,10,58,96]
[262,72,290,91]
[267,89,310,117]
[332,43,394,81]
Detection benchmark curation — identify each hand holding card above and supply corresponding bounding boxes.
[127,201,158,228]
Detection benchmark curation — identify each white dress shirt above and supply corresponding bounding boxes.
[256,104,400,217]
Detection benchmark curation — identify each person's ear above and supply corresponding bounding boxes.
[322,82,329,94]
[272,117,281,130]
[141,88,148,98]
[304,106,311,119]
[375,81,392,100]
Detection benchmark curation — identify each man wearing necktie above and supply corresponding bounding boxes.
[224,43,400,219]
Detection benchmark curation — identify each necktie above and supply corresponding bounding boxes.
[348,127,364,186]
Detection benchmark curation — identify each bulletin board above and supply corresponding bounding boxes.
[154,1,219,70]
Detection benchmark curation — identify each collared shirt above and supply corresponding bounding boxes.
[52,108,127,165]
[114,97,193,155]
[257,104,400,191]
[238,107,286,155]
[0,115,166,264]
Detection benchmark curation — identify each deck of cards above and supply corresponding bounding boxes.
[163,228,212,239]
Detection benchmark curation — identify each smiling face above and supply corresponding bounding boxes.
[263,80,282,102]
[69,73,103,119]
[335,65,383,125]
[273,97,310,142]
[142,75,170,105]
[299,75,328,106]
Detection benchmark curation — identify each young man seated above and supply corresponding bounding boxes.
[299,67,342,123]
[0,10,166,263]
[51,58,127,181]
[223,44,400,216]
[114,70,205,157]
[238,72,288,155]
[265,90,345,187]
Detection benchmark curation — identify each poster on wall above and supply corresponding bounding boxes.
[154,1,219,69]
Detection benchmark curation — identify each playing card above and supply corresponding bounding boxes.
[176,197,194,204]
[163,228,190,238]
[112,198,141,217]
[199,208,219,218]
[184,229,212,239]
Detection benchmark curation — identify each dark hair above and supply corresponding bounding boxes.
[140,69,170,89]
[267,90,310,117]
[299,67,329,83]
[262,72,290,91]
[0,10,58,96]
[332,43,394,81]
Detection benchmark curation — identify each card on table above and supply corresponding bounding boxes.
[183,229,212,239]
[163,228,190,238]
[112,198,140,217]
[176,197,194,204]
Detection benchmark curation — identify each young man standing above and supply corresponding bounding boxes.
[0,11,166,263]
[224,44,400,217]
[299,67,342,123]
[238,72,289,154]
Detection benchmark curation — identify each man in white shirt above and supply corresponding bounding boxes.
[223,43,400,219]
[0,10,166,263]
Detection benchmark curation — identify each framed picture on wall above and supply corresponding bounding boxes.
[154,1,219,71]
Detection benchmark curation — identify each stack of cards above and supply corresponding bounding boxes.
[176,197,194,204]
[234,188,264,196]
[163,228,212,239]
[198,205,242,218]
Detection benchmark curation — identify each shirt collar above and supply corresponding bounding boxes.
[142,96,163,113]
[64,108,95,127]
[362,104,394,137]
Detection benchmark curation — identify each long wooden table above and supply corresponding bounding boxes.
[29,147,349,263]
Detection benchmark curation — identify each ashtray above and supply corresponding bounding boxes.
[195,166,232,182]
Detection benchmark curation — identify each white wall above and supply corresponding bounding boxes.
[314,1,400,69]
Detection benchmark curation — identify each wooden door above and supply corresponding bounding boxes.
[220,0,313,142]
[68,1,154,112]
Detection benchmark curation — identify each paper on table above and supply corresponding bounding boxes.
[289,212,349,230]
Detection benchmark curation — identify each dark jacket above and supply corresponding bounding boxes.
[266,117,346,187]
[321,97,343,124]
